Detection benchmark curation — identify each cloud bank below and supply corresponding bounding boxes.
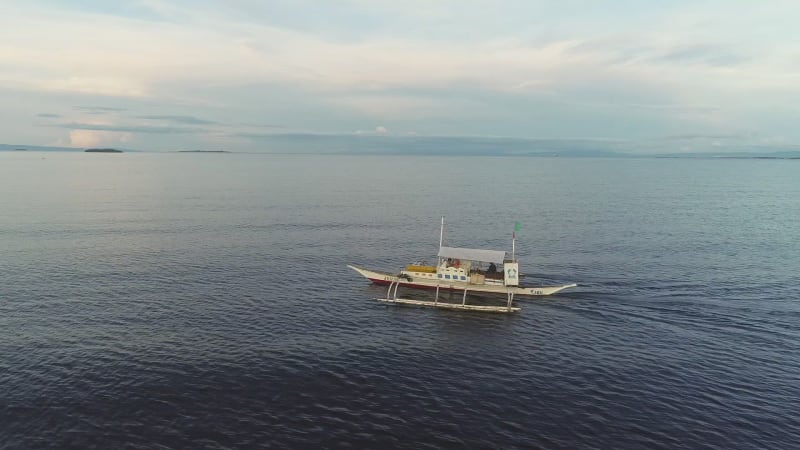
[1,0,799,152]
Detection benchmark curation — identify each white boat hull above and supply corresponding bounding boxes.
[347,265,576,297]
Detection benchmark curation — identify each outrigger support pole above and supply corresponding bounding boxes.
[506,292,515,311]
[435,285,440,304]
[386,280,401,300]
[462,288,468,306]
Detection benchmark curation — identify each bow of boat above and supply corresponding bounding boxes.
[347,264,393,282]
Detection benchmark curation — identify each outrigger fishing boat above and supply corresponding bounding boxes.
[348,218,577,313]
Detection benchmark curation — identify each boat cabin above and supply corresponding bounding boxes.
[403,246,520,287]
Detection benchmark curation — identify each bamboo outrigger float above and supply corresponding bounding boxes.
[348,217,577,313]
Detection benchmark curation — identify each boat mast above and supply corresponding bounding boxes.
[439,216,444,250]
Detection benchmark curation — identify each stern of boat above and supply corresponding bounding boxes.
[522,283,578,296]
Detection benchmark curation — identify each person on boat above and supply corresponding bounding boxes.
[488,262,497,273]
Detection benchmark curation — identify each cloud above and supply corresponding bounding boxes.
[238,122,286,129]
[656,133,748,141]
[73,106,128,114]
[3,2,795,103]
[36,113,61,118]
[69,129,132,148]
[3,1,800,149]
[53,122,202,134]
[332,94,456,119]
[353,126,389,135]
[656,43,750,67]
[137,114,217,125]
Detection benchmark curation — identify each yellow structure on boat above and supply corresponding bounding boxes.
[405,264,437,273]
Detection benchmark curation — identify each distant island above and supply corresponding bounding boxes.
[85,148,123,153]
[178,150,230,153]
[2,140,799,158]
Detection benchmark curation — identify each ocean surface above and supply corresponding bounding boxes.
[1,152,799,449]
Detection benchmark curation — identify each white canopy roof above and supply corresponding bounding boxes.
[438,246,506,264]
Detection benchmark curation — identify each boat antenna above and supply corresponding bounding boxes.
[512,221,521,262]
[512,230,516,262]
[439,216,444,250]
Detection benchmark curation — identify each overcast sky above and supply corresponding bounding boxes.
[1,1,799,152]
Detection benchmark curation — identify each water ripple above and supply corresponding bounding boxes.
[2,154,800,449]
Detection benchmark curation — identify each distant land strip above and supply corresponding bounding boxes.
[178,150,230,153]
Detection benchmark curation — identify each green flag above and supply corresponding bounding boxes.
[514,221,522,232]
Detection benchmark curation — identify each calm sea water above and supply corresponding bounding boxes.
[1,152,799,449]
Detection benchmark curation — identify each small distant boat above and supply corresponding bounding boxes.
[349,217,577,313]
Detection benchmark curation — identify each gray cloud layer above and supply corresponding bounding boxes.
[51,122,202,134]
[137,115,217,125]
[3,1,800,152]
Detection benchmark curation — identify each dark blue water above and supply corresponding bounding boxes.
[2,152,799,449]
